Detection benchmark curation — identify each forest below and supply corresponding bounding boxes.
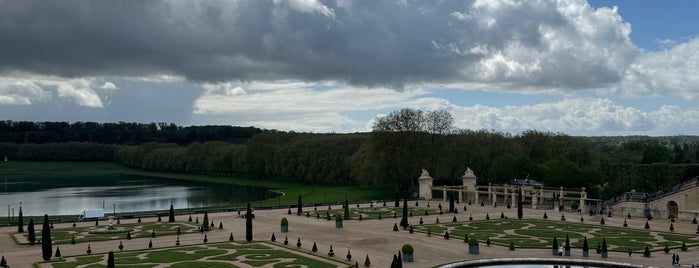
[1,109,699,200]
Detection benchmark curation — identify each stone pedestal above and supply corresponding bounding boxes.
[462,168,477,204]
[418,169,433,200]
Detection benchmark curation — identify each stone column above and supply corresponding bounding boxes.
[492,187,498,206]
[417,169,433,200]
[458,187,463,203]
[443,188,447,202]
[559,186,565,207]
[531,189,538,209]
[510,186,516,208]
[488,183,492,204]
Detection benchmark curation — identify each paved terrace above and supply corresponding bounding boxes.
[1,203,698,268]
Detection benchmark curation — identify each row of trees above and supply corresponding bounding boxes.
[3,109,699,199]
[0,121,262,145]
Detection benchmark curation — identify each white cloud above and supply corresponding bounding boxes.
[0,78,51,105]
[56,80,104,108]
[201,82,246,96]
[273,0,336,18]
[621,37,699,99]
[193,81,440,132]
[99,82,118,90]
[449,98,699,136]
[0,72,106,107]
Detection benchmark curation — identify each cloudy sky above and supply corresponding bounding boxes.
[1,0,698,136]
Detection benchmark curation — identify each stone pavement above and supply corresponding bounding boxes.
[2,203,698,268]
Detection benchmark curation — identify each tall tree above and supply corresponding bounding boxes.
[400,198,408,228]
[27,218,35,245]
[168,204,175,222]
[41,214,52,261]
[517,187,523,220]
[297,195,303,216]
[245,203,253,242]
[201,211,209,231]
[107,251,115,268]
[17,206,24,233]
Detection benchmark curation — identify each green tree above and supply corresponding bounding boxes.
[297,195,303,216]
[107,251,115,268]
[27,218,35,245]
[168,204,175,223]
[400,198,408,228]
[41,214,52,261]
[17,207,24,233]
[517,187,523,220]
[245,203,253,242]
[201,211,209,231]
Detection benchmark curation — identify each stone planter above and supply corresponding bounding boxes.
[468,245,479,254]
[402,252,413,262]
[281,225,288,233]
[582,251,589,257]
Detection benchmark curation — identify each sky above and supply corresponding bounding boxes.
[1,0,699,136]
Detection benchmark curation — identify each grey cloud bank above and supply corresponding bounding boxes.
[1,0,636,89]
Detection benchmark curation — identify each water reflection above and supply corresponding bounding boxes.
[1,175,277,216]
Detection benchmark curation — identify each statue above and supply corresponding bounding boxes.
[421,169,429,177]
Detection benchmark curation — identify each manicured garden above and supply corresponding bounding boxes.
[412,218,699,252]
[43,242,347,268]
[18,221,200,245]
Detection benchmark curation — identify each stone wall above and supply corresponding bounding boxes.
[612,201,646,218]
[648,187,699,221]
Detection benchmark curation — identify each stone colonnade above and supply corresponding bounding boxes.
[419,168,587,212]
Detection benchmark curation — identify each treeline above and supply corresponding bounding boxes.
[0,142,116,161]
[0,121,262,145]
[3,113,699,199]
[114,133,365,185]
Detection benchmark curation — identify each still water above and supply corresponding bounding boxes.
[0,174,278,216]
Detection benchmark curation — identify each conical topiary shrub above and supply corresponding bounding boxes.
[644,221,650,229]
[643,245,651,257]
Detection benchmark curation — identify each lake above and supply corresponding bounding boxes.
[0,174,279,216]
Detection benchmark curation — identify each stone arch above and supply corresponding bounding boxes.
[667,201,679,219]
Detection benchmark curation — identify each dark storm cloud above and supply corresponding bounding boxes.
[0,0,638,89]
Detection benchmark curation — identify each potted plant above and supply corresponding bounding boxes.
[401,244,414,262]
[335,214,343,228]
[468,238,479,254]
[280,218,289,233]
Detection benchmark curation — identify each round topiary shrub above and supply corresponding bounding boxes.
[401,244,414,254]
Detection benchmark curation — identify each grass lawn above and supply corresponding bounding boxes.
[42,241,347,268]
[412,219,699,252]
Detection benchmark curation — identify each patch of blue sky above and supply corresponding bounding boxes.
[428,87,563,108]
[587,0,699,51]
